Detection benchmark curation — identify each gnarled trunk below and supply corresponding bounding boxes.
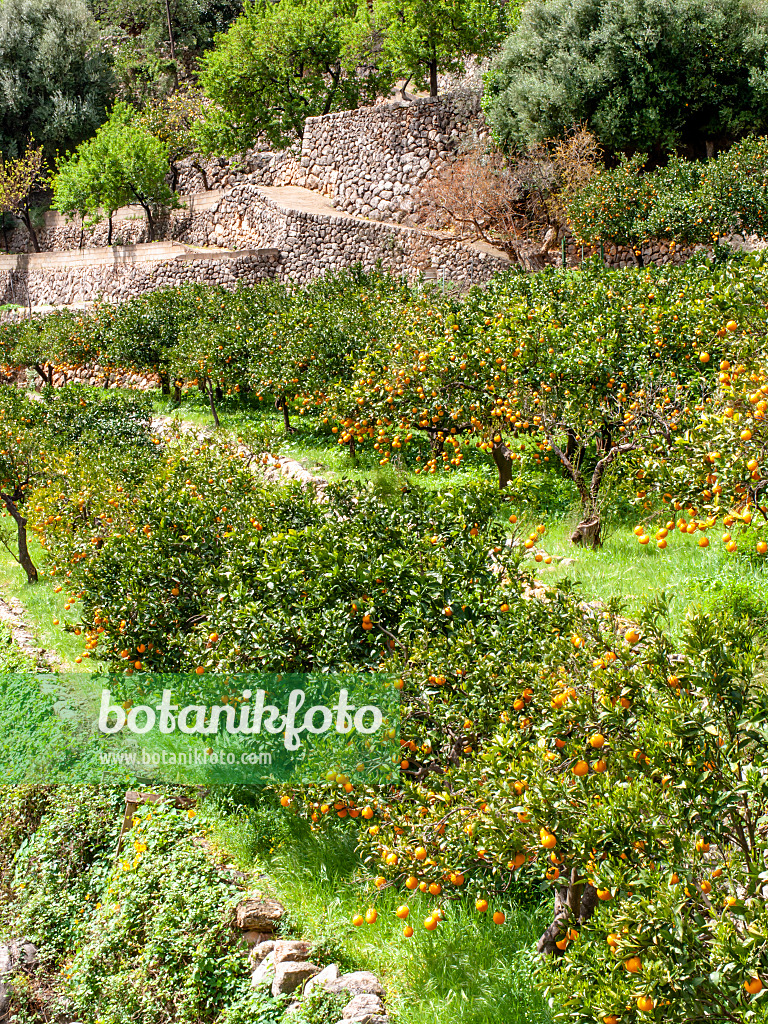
[1,495,38,583]
[538,875,599,956]
[571,515,602,549]
[492,436,514,489]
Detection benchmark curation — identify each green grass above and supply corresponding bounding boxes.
[530,517,768,634]
[208,807,552,1024]
[0,539,86,671]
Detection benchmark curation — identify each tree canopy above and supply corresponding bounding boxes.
[0,0,113,161]
[53,103,179,241]
[372,0,512,97]
[195,0,387,153]
[483,0,768,158]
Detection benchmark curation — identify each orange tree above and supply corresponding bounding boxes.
[566,136,768,258]
[628,327,768,557]
[100,286,216,396]
[335,592,768,1024]
[0,386,153,585]
[336,254,768,543]
[0,309,99,386]
[168,285,282,426]
[253,268,413,439]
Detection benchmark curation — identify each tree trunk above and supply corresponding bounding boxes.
[276,396,295,433]
[144,205,155,242]
[34,363,53,386]
[2,220,8,254]
[429,59,438,98]
[159,371,171,396]
[206,381,220,428]
[538,877,599,956]
[2,496,38,583]
[564,428,583,473]
[571,514,602,549]
[174,384,182,404]
[19,208,40,252]
[108,214,113,246]
[491,436,514,489]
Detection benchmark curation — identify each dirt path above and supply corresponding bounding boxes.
[0,595,59,671]
[152,414,329,497]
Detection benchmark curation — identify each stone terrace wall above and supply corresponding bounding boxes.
[214,184,508,287]
[0,245,279,306]
[174,90,485,224]
[289,90,485,223]
[6,192,230,254]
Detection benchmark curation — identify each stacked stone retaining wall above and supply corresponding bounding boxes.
[0,244,280,306]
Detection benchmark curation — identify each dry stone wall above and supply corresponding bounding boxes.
[290,90,485,222]
[173,90,483,222]
[0,245,280,306]
[212,184,509,287]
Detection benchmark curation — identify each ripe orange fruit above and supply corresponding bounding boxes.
[395,905,409,919]
[475,898,489,913]
[424,915,438,931]
[541,831,556,850]
[597,888,612,901]
[365,908,378,924]
[415,847,427,861]
[573,760,589,777]
[758,541,768,555]
[195,666,205,675]
[428,883,442,896]
[352,914,364,927]
[726,320,738,332]
[280,795,290,807]
[603,1016,619,1024]
[492,911,505,925]
[625,628,640,645]
[593,759,608,773]
[625,956,642,973]
[362,806,374,819]
[745,977,763,995]
[589,733,605,748]
[403,925,414,937]
[637,996,654,1012]
[405,876,418,890]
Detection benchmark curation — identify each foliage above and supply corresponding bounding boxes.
[138,88,208,189]
[483,0,768,158]
[53,102,180,241]
[195,0,388,153]
[0,385,154,583]
[5,257,768,548]
[564,137,768,256]
[88,0,244,104]
[372,0,511,98]
[0,0,112,163]
[0,146,47,252]
[0,790,272,1024]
